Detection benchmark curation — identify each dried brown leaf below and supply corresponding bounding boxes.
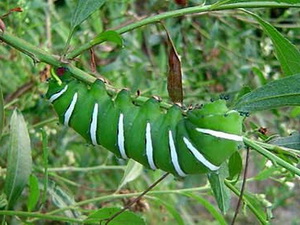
[174,0,188,6]
[165,27,183,104]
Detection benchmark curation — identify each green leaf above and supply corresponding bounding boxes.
[41,129,49,207]
[48,181,81,218]
[85,207,145,225]
[27,174,40,212]
[184,193,228,225]
[5,110,32,209]
[244,10,300,76]
[228,152,243,182]
[234,74,300,112]
[254,167,278,181]
[0,193,7,209]
[116,159,143,192]
[90,30,123,46]
[0,84,4,138]
[243,192,268,221]
[252,67,267,85]
[71,0,106,31]
[269,132,300,150]
[207,164,231,214]
[150,196,185,225]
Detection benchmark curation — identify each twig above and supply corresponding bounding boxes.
[103,173,169,224]
[66,2,300,59]
[231,147,250,225]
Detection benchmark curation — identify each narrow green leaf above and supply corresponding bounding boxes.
[252,67,267,85]
[207,164,231,214]
[234,74,300,112]
[71,0,106,30]
[225,181,268,224]
[90,30,123,46]
[117,159,143,192]
[254,167,278,181]
[228,152,243,182]
[85,207,145,225]
[48,181,81,218]
[40,129,49,207]
[184,193,228,225]
[5,110,32,209]
[150,196,185,225]
[0,193,7,209]
[27,174,40,212]
[0,84,4,138]
[269,132,300,150]
[244,10,300,76]
[243,192,269,221]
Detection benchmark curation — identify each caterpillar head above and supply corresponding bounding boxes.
[45,67,73,99]
[186,100,244,165]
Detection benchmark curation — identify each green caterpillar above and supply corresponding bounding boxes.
[46,68,244,177]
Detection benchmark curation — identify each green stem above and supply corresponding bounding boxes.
[0,32,60,66]
[47,165,126,172]
[0,210,86,224]
[0,33,173,108]
[41,129,49,207]
[254,140,300,155]
[29,186,210,222]
[1,2,299,107]
[0,32,96,84]
[225,180,268,225]
[243,137,300,176]
[66,1,300,59]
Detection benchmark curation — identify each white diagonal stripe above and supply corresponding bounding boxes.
[64,92,78,126]
[183,137,219,171]
[168,130,186,177]
[49,85,68,103]
[196,128,243,142]
[90,103,98,145]
[146,123,157,170]
[117,113,128,159]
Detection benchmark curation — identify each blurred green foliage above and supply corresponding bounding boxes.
[0,0,300,224]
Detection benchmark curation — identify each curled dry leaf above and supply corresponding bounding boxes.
[166,29,183,104]
[10,7,23,12]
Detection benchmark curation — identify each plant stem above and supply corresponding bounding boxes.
[47,165,126,172]
[225,180,268,225]
[231,147,250,225]
[66,1,300,59]
[0,32,60,66]
[0,210,86,224]
[243,137,300,176]
[104,173,169,224]
[28,185,210,223]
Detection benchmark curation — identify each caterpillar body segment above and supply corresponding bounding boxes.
[46,70,244,176]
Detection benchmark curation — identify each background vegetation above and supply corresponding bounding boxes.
[0,0,300,224]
